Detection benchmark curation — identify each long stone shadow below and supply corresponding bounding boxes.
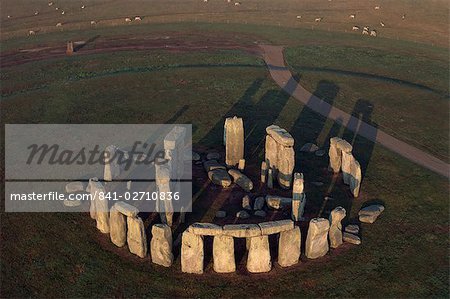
[74,35,101,52]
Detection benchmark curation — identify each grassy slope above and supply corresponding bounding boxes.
[1,51,448,297]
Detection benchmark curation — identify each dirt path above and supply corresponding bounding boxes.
[260,44,449,178]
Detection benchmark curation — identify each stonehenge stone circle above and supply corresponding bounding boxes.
[181,230,204,274]
[127,216,147,258]
[151,224,174,267]
[109,205,127,247]
[213,235,236,273]
[247,235,272,273]
[278,226,301,267]
[328,206,346,249]
[305,218,330,259]
[224,116,244,167]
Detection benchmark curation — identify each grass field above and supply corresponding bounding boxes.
[1,0,449,297]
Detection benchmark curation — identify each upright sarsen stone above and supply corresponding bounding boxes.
[151,224,174,267]
[127,216,147,258]
[213,235,235,273]
[305,218,330,259]
[292,172,305,221]
[110,205,127,247]
[89,179,109,234]
[224,116,244,167]
[349,158,362,197]
[278,226,301,267]
[328,137,342,173]
[181,230,204,274]
[328,207,346,249]
[247,235,271,273]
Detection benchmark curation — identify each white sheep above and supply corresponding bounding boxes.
[56,22,62,27]
[402,14,406,20]
[296,15,302,19]
[134,16,142,21]
[34,11,39,15]
[374,5,380,10]
[7,15,11,19]
[349,14,355,19]
[29,30,36,35]
[125,17,132,22]
[55,7,59,10]
[380,21,385,27]
[363,26,369,31]
[315,17,323,22]
[61,10,65,15]
[48,2,53,6]
[234,2,241,5]
[90,20,97,25]
[370,30,377,37]
[352,26,360,31]
[81,5,85,9]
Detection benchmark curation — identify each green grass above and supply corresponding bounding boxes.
[1,50,449,297]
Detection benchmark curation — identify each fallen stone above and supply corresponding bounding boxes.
[223,224,261,238]
[343,232,361,245]
[204,160,226,172]
[305,218,330,259]
[127,216,147,258]
[206,152,221,160]
[110,205,127,247]
[359,204,385,223]
[259,219,294,235]
[114,201,139,217]
[266,195,292,210]
[315,149,326,157]
[254,210,266,218]
[242,195,252,210]
[208,169,232,187]
[224,116,244,167]
[181,230,204,274]
[192,151,201,161]
[253,197,265,210]
[266,125,294,147]
[278,226,300,267]
[247,235,272,273]
[65,181,85,193]
[236,210,250,219]
[328,206,346,249]
[228,169,253,192]
[215,210,227,218]
[190,223,223,236]
[300,143,319,153]
[151,224,174,267]
[213,235,235,273]
[345,224,360,234]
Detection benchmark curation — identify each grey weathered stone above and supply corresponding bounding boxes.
[242,195,252,210]
[260,161,268,183]
[228,169,253,191]
[190,223,223,236]
[266,125,294,147]
[151,224,174,267]
[305,218,330,259]
[278,226,300,267]
[215,210,227,218]
[292,193,306,221]
[265,135,278,173]
[343,232,361,245]
[247,235,272,273]
[349,158,362,197]
[127,216,147,258]
[253,197,265,210]
[204,160,226,172]
[254,210,267,218]
[329,137,342,173]
[63,198,82,207]
[65,181,85,193]
[267,168,274,189]
[277,145,295,189]
[259,219,294,235]
[224,116,244,167]
[300,143,319,153]
[337,139,353,153]
[311,181,324,187]
[88,177,99,219]
[213,235,235,273]
[223,224,261,238]
[155,164,173,226]
[238,159,246,171]
[236,210,250,219]
[341,151,353,185]
[110,205,127,247]
[192,151,201,161]
[206,152,221,160]
[114,201,139,217]
[181,230,204,274]
[208,169,232,187]
[266,195,292,210]
[315,149,326,157]
[345,224,359,234]
[359,205,385,223]
[89,180,109,234]
[328,206,346,249]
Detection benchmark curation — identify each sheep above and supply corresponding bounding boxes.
[362,29,369,35]
[28,30,36,35]
[81,5,85,9]
[55,7,59,10]
[61,10,65,15]
[56,22,62,27]
[34,11,39,15]
[7,15,11,19]
[227,0,231,2]
[90,20,97,25]
[374,5,380,10]
[352,26,360,31]
[296,15,302,19]
[315,17,323,22]
[125,17,132,22]
[48,2,53,6]
[134,16,142,21]
[234,2,241,5]
[203,0,208,2]
[363,26,369,31]
[402,14,406,20]
[370,30,377,37]
[349,14,355,19]
[380,21,385,27]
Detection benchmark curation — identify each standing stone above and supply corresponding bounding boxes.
[328,206,346,249]
[242,195,252,210]
[156,163,173,226]
[292,172,305,221]
[328,137,342,173]
[228,169,253,191]
[267,168,273,189]
[277,144,295,189]
[247,235,272,273]
[260,161,268,183]
[104,145,127,181]
[278,226,301,267]
[341,151,353,185]
[181,230,204,274]
[66,41,73,55]
[213,235,235,273]
[349,158,362,197]
[127,216,147,258]
[151,224,173,267]
[109,205,126,247]
[238,159,245,171]
[224,116,244,167]
[88,177,99,219]
[253,196,265,210]
[265,135,279,175]
[90,180,109,234]
[305,218,330,259]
